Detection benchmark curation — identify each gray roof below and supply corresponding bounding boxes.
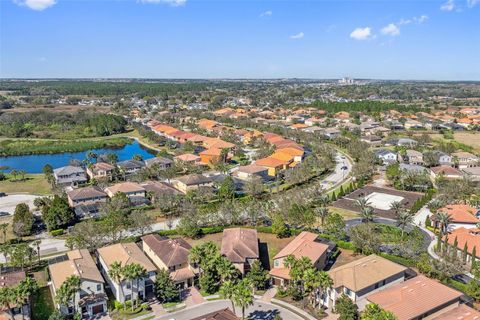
[117,159,145,170]
[144,157,173,167]
[400,163,427,173]
[53,166,85,176]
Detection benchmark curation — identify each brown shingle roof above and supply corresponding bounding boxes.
[49,249,104,290]
[190,308,238,320]
[67,186,107,201]
[221,228,259,263]
[105,182,145,195]
[368,275,463,320]
[0,271,25,288]
[273,231,328,262]
[328,254,407,291]
[142,234,192,268]
[432,304,480,320]
[97,243,156,272]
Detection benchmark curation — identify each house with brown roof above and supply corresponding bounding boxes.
[97,243,157,303]
[431,304,480,320]
[175,153,202,164]
[233,164,268,181]
[104,182,146,199]
[269,232,329,287]
[430,166,463,181]
[49,249,107,318]
[322,254,407,309]
[452,152,479,169]
[191,308,238,320]
[171,174,214,194]
[86,162,115,181]
[367,275,464,320]
[141,234,196,289]
[221,228,259,275]
[0,271,30,320]
[67,186,108,207]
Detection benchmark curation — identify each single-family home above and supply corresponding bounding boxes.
[174,153,202,165]
[433,204,480,231]
[430,166,463,181]
[144,157,173,169]
[403,150,424,165]
[141,181,179,200]
[199,148,226,165]
[191,308,238,320]
[254,157,289,176]
[375,150,397,165]
[322,254,407,309]
[86,162,115,181]
[367,275,464,320]
[171,174,213,194]
[221,228,259,275]
[67,186,108,207]
[431,304,480,320]
[49,249,107,318]
[141,234,196,289]
[117,159,145,176]
[234,164,269,181]
[53,166,87,187]
[105,182,146,199]
[323,127,341,140]
[360,135,382,147]
[97,243,157,303]
[462,166,480,182]
[434,151,453,167]
[452,152,479,169]
[269,232,330,287]
[443,227,480,264]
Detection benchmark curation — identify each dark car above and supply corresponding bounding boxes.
[0,192,6,197]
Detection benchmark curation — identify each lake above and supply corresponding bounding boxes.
[0,140,157,173]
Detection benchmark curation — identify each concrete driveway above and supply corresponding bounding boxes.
[154,299,305,320]
[0,194,42,215]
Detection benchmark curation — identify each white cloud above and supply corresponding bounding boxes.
[398,15,429,25]
[467,0,479,7]
[139,0,186,6]
[381,23,400,36]
[259,10,272,17]
[350,27,373,40]
[290,32,304,39]
[414,15,429,23]
[13,0,56,11]
[398,18,412,25]
[441,0,456,10]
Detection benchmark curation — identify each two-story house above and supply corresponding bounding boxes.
[97,243,157,303]
[49,249,107,318]
[66,186,109,219]
[86,162,115,181]
[144,156,173,169]
[403,150,424,165]
[452,152,479,169]
[322,254,407,309]
[221,228,259,275]
[53,166,87,187]
[117,159,145,176]
[375,150,398,165]
[104,182,146,199]
[141,234,196,289]
[171,174,213,194]
[269,231,330,287]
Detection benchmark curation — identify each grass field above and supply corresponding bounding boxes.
[0,174,51,194]
[328,206,359,220]
[430,132,480,153]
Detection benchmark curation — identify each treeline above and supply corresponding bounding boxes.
[0,80,242,97]
[0,111,127,138]
[310,100,422,114]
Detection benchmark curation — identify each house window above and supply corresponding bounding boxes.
[125,295,131,301]
[126,283,131,289]
[344,288,351,295]
[97,284,101,291]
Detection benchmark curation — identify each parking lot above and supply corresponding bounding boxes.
[0,194,42,216]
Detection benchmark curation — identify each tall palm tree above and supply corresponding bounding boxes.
[318,271,333,308]
[122,264,139,311]
[33,240,41,264]
[132,264,147,308]
[217,258,239,283]
[315,207,330,226]
[390,201,403,216]
[359,206,376,223]
[355,197,371,211]
[0,224,8,244]
[232,279,254,320]
[66,275,81,314]
[108,261,125,301]
[15,278,38,320]
[396,211,414,239]
[435,211,452,235]
[219,281,236,314]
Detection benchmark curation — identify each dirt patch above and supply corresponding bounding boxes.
[330,249,365,269]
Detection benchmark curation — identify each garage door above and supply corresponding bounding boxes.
[92,304,104,315]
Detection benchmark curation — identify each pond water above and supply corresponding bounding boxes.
[0,140,157,173]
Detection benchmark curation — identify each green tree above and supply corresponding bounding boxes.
[108,261,125,302]
[219,281,236,314]
[218,176,236,200]
[43,195,75,231]
[232,279,254,320]
[334,294,359,320]
[245,261,268,293]
[361,303,397,320]
[154,269,179,303]
[12,203,34,237]
[324,213,346,239]
[271,214,291,238]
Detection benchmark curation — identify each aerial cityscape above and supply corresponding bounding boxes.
[0,0,480,320]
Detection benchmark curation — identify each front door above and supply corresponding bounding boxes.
[92,304,104,315]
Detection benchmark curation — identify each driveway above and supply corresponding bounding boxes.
[154,299,305,320]
[0,194,42,215]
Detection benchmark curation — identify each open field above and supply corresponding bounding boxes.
[183,232,294,268]
[3,104,111,114]
[327,206,359,220]
[429,132,480,153]
[0,174,51,194]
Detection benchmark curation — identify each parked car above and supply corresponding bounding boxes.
[0,192,6,197]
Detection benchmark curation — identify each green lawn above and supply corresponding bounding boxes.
[328,206,359,220]
[0,174,51,195]
[32,286,55,320]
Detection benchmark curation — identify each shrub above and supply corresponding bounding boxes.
[114,301,123,310]
[50,229,64,237]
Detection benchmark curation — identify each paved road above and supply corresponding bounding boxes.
[155,299,305,320]
[320,152,353,191]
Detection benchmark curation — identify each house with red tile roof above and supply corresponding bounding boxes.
[433,204,480,231]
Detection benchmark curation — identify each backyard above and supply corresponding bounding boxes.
[31,286,55,320]
[0,173,51,194]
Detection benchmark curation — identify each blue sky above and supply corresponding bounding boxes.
[1,0,479,80]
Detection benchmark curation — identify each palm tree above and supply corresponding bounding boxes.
[355,197,371,211]
[108,261,125,302]
[435,211,452,235]
[132,264,147,308]
[122,264,138,311]
[232,279,254,320]
[318,271,333,308]
[65,275,81,314]
[33,240,41,264]
[315,207,330,226]
[18,170,26,181]
[359,206,376,223]
[189,246,203,276]
[16,277,38,320]
[396,211,414,239]
[219,281,236,314]
[390,201,403,216]
[316,194,331,207]
[0,224,8,244]
[217,258,239,283]
[10,170,18,181]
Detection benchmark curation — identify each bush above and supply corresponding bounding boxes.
[50,229,64,237]
[114,301,123,310]
[158,229,178,237]
[379,253,415,267]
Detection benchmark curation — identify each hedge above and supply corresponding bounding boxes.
[379,253,416,267]
[50,229,64,237]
